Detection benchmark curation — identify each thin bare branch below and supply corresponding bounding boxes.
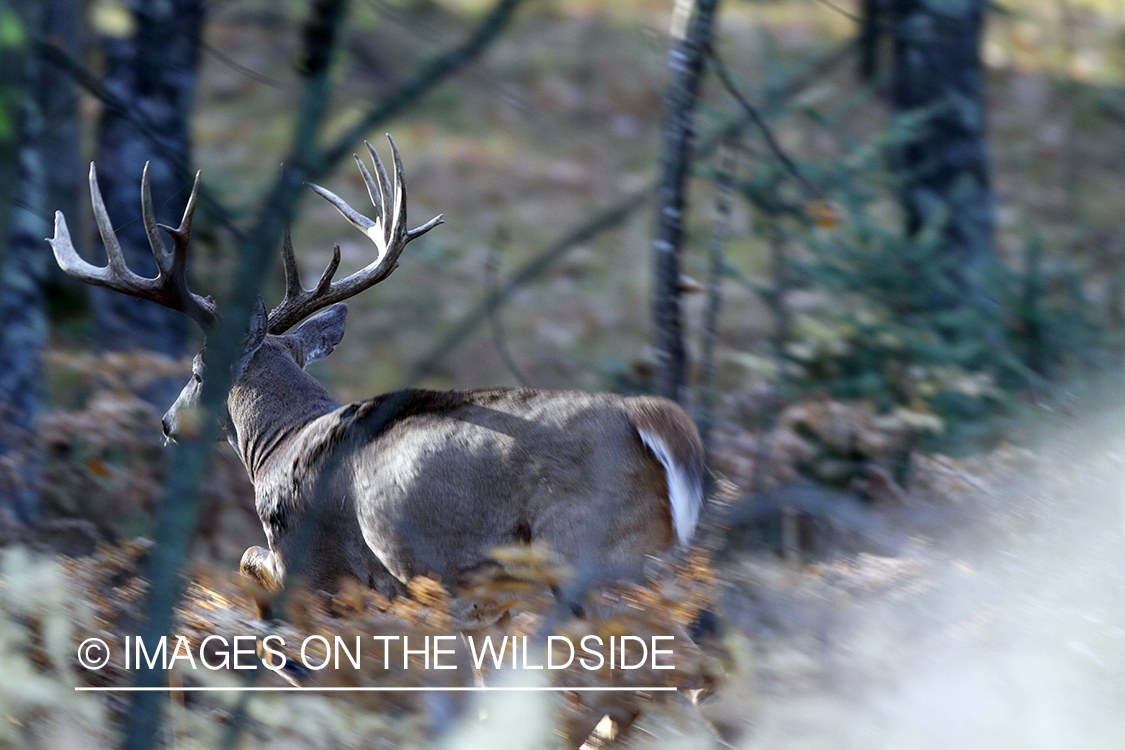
[485,232,532,387]
[697,138,737,462]
[318,0,529,175]
[710,49,824,202]
[408,41,857,380]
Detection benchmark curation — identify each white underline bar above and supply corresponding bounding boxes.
[75,686,677,693]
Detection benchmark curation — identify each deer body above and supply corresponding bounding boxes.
[237,380,702,596]
[50,137,705,606]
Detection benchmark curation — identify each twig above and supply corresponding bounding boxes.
[485,231,532,387]
[199,37,286,89]
[812,0,861,23]
[731,172,806,217]
[409,190,652,385]
[710,49,823,201]
[317,0,529,177]
[703,40,856,162]
[697,137,737,464]
[407,41,858,377]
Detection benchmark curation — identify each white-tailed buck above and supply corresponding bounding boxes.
[49,137,705,604]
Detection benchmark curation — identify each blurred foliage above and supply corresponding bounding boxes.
[716,97,1116,448]
[792,185,1108,446]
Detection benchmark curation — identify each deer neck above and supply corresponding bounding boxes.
[227,347,341,482]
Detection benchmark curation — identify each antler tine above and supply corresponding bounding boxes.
[314,244,342,295]
[49,167,111,283]
[49,211,104,286]
[141,162,173,276]
[406,213,445,241]
[354,149,384,219]
[268,136,442,333]
[160,169,214,329]
[367,140,392,210]
[383,135,442,243]
[387,135,408,251]
[306,181,378,239]
[274,227,343,334]
[48,162,218,331]
[280,226,303,299]
[89,162,133,278]
[159,168,203,269]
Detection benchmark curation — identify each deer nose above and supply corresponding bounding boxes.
[161,414,173,438]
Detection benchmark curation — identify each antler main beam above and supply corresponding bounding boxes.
[48,162,219,330]
[266,135,443,334]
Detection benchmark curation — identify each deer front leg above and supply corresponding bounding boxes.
[240,545,285,621]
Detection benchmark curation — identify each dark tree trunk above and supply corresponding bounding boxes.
[890,0,998,309]
[0,0,50,525]
[40,0,84,271]
[858,0,883,82]
[652,0,721,405]
[0,10,25,254]
[91,0,203,403]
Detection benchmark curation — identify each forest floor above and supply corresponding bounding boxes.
[3,382,1124,749]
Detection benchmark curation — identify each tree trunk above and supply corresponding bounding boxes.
[91,0,203,403]
[890,0,998,309]
[0,0,49,525]
[651,0,721,405]
[40,0,84,272]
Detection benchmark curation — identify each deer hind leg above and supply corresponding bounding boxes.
[240,545,285,620]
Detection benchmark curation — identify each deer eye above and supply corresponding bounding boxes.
[192,372,203,384]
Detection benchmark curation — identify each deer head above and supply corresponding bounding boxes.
[48,137,443,446]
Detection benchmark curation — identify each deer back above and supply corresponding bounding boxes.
[249,388,703,590]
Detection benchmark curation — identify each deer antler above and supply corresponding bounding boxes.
[49,162,219,330]
[266,135,443,334]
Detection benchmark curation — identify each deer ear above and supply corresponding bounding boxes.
[233,297,269,380]
[230,296,267,382]
[292,303,347,367]
[244,297,268,353]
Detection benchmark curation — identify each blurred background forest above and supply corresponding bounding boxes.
[0,0,1124,748]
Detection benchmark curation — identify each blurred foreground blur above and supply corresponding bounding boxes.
[1,361,1123,748]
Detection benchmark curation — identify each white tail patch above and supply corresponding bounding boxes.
[637,428,702,546]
